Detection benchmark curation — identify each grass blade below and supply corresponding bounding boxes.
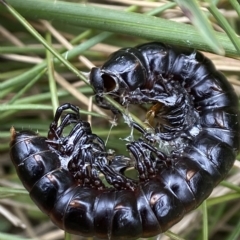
[205,0,240,54]
[3,0,239,56]
[174,0,224,54]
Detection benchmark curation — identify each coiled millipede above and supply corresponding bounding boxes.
[10,42,240,239]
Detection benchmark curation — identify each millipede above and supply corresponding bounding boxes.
[10,42,240,240]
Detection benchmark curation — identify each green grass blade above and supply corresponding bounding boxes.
[0,233,36,240]
[46,32,59,113]
[3,0,239,56]
[205,0,240,54]
[0,187,28,195]
[207,193,240,206]
[174,0,224,54]
[229,0,240,17]
[225,218,240,240]
[221,180,240,193]
[0,104,52,111]
[202,200,208,240]
[1,0,89,85]
[164,230,185,240]
[146,2,177,16]
[7,69,45,105]
[64,232,71,240]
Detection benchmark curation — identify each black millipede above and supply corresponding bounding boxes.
[90,42,240,153]
[10,42,240,240]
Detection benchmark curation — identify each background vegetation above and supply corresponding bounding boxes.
[0,0,240,240]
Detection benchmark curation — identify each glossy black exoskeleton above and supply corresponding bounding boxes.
[10,42,240,240]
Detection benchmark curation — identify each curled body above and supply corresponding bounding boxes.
[90,42,240,144]
[89,42,240,235]
[10,42,240,240]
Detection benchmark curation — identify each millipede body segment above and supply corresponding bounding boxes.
[10,42,240,240]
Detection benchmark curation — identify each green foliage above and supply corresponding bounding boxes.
[0,1,240,240]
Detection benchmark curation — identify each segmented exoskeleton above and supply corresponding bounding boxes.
[90,42,240,145]
[10,42,240,240]
[10,103,147,239]
[89,42,240,233]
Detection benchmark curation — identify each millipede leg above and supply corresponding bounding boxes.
[95,154,136,190]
